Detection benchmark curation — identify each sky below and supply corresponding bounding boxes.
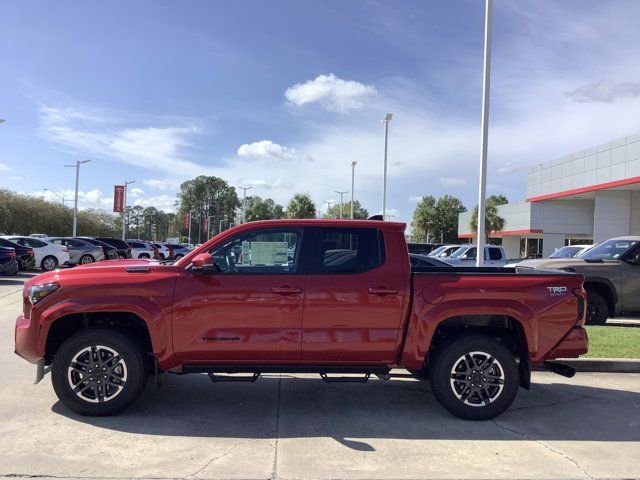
[1,0,640,223]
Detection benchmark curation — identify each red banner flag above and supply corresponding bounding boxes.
[183,212,191,229]
[113,185,125,212]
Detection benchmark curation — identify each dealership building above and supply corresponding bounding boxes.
[458,131,640,259]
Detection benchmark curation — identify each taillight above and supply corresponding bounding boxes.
[27,249,34,256]
[572,287,586,325]
[7,251,15,257]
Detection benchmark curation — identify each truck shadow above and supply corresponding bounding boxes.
[52,374,640,449]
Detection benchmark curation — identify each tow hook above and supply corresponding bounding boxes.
[34,359,52,385]
[542,361,576,378]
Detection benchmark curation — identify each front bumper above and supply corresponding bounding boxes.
[14,314,41,364]
[546,326,589,360]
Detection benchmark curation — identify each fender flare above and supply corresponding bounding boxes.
[583,277,618,312]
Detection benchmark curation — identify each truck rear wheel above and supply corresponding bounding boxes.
[430,335,519,420]
[585,289,608,325]
[51,329,148,416]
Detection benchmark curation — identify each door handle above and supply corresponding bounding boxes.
[271,286,302,295]
[368,287,398,296]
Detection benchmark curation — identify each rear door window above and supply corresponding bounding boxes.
[489,247,502,260]
[305,227,385,274]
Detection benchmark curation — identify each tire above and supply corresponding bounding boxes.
[139,253,150,259]
[429,335,519,420]
[174,254,183,260]
[585,289,608,325]
[52,329,149,416]
[79,254,95,265]
[41,255,58,271]
[159,253,165,260]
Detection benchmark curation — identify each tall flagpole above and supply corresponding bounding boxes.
[476,0,492,267]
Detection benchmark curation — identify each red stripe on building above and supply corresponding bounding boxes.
[526,175,640,202]
[458,228,543,239]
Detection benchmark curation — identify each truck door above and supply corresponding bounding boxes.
[172,227,305,362]
[300,227,406,363]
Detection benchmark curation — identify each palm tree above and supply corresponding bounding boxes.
[470,204,505,236]
[286,194,316,219]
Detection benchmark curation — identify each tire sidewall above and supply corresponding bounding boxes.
[52,329,148,416]
[80,254,94,265]
[430,335,520,420]
[585,290,608,325]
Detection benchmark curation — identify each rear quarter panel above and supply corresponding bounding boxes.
[400,271,584,370]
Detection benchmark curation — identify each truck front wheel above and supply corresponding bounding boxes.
[51,328,148,416]
[430,335,519,420]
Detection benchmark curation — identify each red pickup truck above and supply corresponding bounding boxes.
[15,219,588,420]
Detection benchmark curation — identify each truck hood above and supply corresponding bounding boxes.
[25,259,162,287]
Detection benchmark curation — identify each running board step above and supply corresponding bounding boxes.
[320,372,371,383]
[207,372,260,383]
[183,364,390,376]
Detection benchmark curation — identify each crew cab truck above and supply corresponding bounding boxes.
[15,219,588,420]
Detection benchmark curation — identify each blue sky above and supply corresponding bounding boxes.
[1,0,640,222]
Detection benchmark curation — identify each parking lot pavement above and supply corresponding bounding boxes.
[1,276,639,480]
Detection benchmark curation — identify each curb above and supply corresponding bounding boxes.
[553,358,640,373]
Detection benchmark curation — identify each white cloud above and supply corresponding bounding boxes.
[9,176,22,180]
[285,73,377,112]
[130,187,144,198]
[439,177,467,187]
[496,162,522,174]
[565,80,640,103]
[132,194,177,212]
[0,163,11,172]
[238,178,293,190]
[143,178,181,191]
[38,105,206,176]
[237,140,299,161]
[408,196,423,203]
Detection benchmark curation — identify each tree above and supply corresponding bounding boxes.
[286,194,316,219]
[244,196,285,222]
[410,196,437,242]
[324,200,369,219]
[176,176,240,243]
[434,195,467,243]
[470,195,508,236]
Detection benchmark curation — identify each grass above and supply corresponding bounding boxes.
[583,326,640,358]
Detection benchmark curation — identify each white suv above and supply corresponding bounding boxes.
[444,245,508,266]
[2,236,70,271]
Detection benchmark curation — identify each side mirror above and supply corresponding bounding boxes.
[191,252,215,274]
[460,254,468,260]
[629,252,640,265]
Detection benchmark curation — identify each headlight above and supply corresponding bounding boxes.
[28,283,60,305]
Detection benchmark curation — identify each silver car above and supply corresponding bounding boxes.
[48,237,105,265]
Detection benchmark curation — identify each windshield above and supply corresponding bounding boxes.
[428,246,447,257]
[449,246,472,259]
[580,239,639,260]
[550,246,582,258]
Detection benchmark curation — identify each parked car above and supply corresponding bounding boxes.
[444,245,508,266]
[48,238,105,265]
[549,245,593,259]
[409,253,450,268]
[16,219,588,420]
[181,243,195,251]
[151,243,170,260]
[0,246,18,276]
[0,238,36,270]
[29,233,49,238]
[127,240,157,259]
[164,243,190,260]
[427,244,461,259]
[407,242,442,255]
[515,236,640,325]
[2,236,70,271]
[95,237,132,259]
[78,237,119,260]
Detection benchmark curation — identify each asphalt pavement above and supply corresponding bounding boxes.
[1,272,639,480]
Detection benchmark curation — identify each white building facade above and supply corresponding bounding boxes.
[458,131,640,259]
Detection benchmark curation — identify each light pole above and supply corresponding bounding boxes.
[219,217,227,235]
[122,180,136,240]
[476,0,493,267]
[350,161,357,219]
[334,191,348,219]
[324,200,334,218]
[64,159,90,236]
[381,113,393,220]
[237,186,252,223]
[44,188,66,206]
